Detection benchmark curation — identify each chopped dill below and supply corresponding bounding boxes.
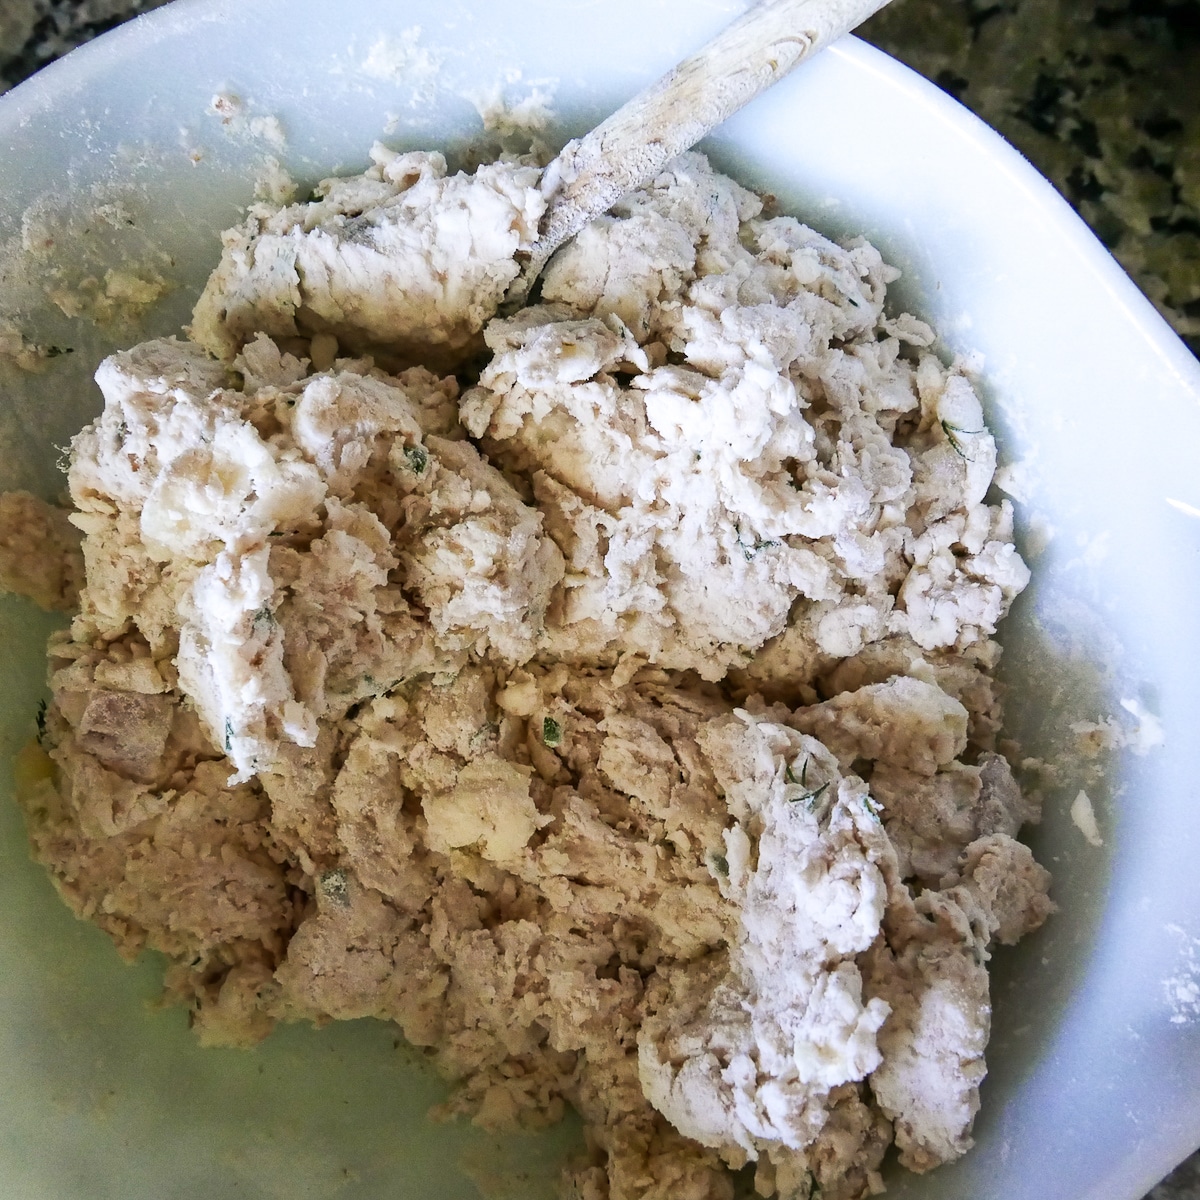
[736,529,782,562]
[319,868,350,906]
[785,751,830,811]
[542,716,562,748]
[708,851,729,877]
[789,780,831,811]
[803,782,831,811]
[940,418,986,460]
[785,757,810,787]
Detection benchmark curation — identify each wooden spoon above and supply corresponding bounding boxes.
[506,0,895,306]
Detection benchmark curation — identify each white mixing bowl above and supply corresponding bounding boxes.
[2,2,1199,1198]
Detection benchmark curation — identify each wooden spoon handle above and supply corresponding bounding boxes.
[510,0,893,302]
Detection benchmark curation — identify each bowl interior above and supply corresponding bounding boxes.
[2,2,1200,1198]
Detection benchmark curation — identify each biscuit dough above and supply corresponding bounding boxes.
[4,147,1051,1200]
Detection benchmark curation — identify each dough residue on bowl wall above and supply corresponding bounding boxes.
[1,144,1053,1200]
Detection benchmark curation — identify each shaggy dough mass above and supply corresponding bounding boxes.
[5,145,1051,1200]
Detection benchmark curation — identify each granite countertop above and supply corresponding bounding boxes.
[1,0,1198,1196]
[860,0,1200,362]
[2,0,1197,359]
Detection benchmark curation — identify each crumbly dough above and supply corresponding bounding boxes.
[190,143,545,366]
[5,147,1051,1200]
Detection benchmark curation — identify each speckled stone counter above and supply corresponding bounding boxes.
[860,0,1200,359]
[2,0,1198,1196]
[3,0,1198,361]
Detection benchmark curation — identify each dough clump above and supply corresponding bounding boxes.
[5,147,1050,1200]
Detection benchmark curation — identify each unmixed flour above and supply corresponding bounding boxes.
[2,145,1051,1200]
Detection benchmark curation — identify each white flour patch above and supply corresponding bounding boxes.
[1067,701,1163,763]
[1166,496,1200,520]
[993,460,1032,505]
[207,93,287,150]
[361,28,444,106]
[1164,926,1200,1025]
[253,158,299,206]
[1118,697,1165,755]
[1022,514,1055,560]
[1069,790,1103,847]
[469,74,557,138]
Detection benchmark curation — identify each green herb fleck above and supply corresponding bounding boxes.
[319,868,350,906]
[786,755,830,811]
[708,851,730,877]
[542,716,562,748]
[44,345,73,358]
[862,794,881,820]
[789,780,831,811]
[940,419,986,460]
[252,605,274,628]
[35,699,48,745]
[805,782,831,811]
[736,530,782,562]
[786,757,810,787]
[223,717,233,754]
[403,444,429,475]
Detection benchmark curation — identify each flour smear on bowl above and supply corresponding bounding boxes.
[1,144,1052,1200]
